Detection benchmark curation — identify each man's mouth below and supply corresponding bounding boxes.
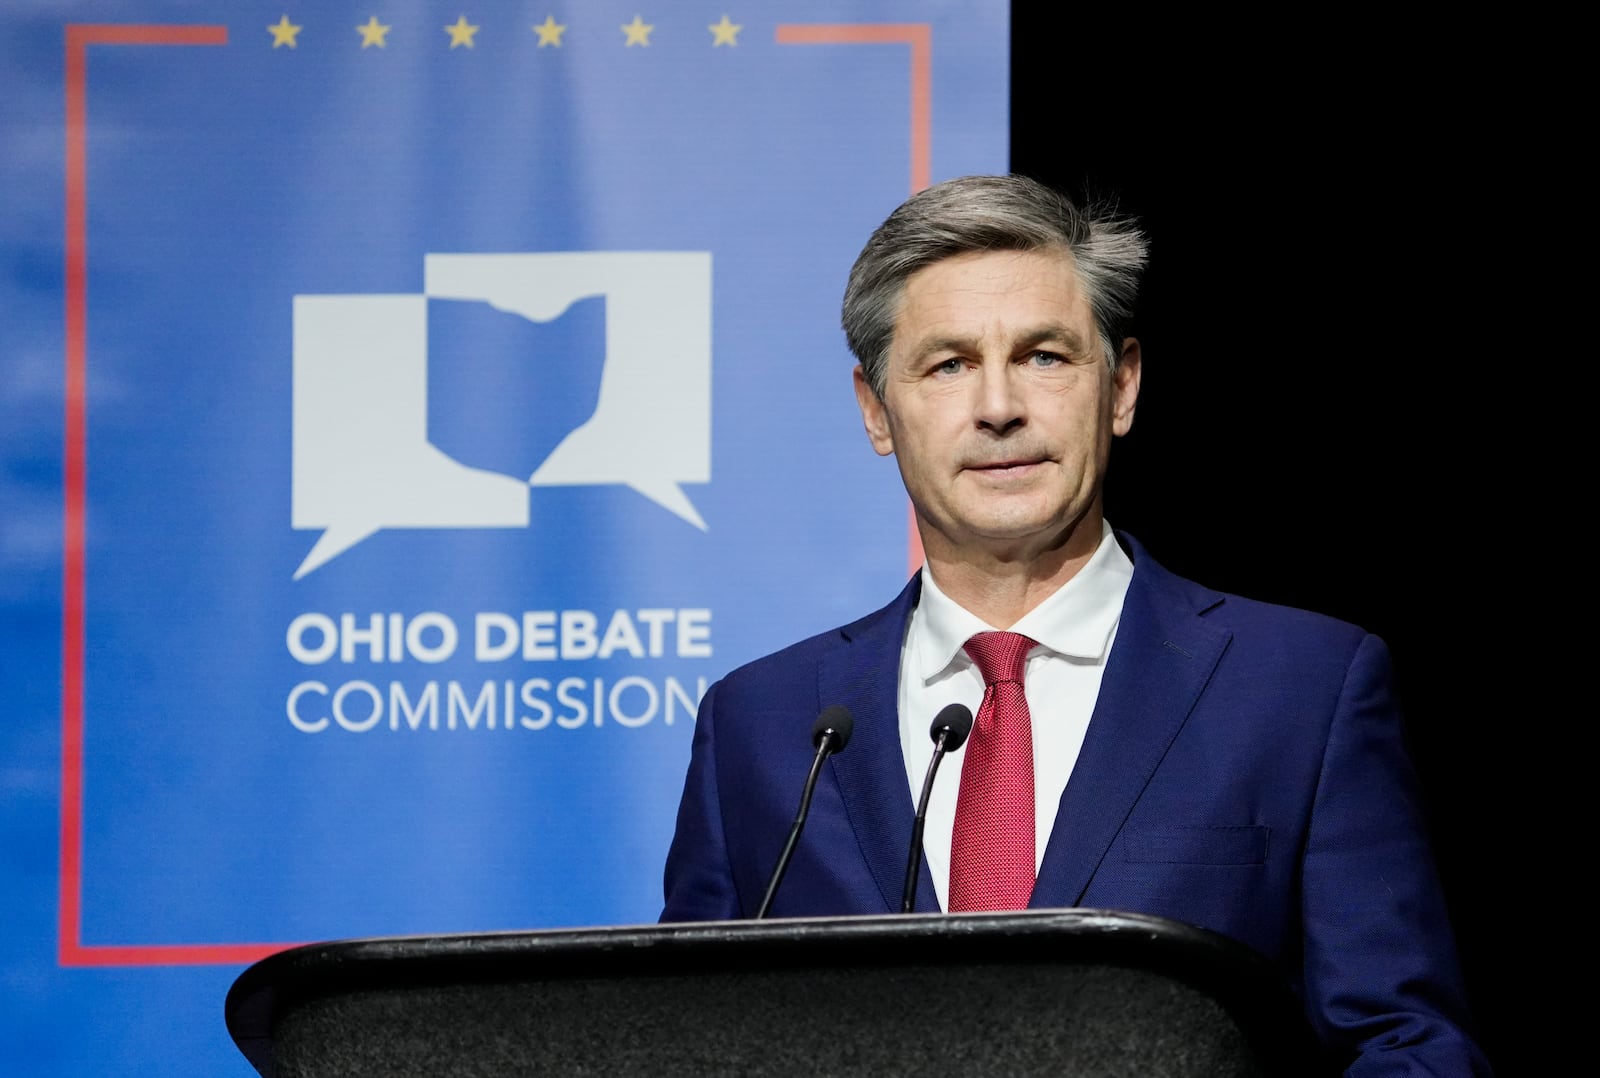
[967,458,1044,476]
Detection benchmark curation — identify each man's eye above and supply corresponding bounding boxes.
[934,358,964,374]
[1030,351,1063,366]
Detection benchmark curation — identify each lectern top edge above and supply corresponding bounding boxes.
[226,907,1330,1078]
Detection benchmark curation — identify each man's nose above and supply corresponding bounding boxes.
[973,362,1025,433]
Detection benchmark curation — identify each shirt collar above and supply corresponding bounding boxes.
[908,520,1134,686]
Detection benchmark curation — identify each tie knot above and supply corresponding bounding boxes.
[963,631,1036,686]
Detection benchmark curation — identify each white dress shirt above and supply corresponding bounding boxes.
[896,520,1133,910]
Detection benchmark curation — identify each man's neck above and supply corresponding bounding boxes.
[921,522,1104,629]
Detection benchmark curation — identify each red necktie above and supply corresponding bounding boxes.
[948,631,1038,912]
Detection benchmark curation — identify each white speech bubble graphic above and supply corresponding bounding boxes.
[291,294,530,579]
[424,252,711,528]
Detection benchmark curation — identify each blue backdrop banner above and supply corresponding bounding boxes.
[0,2,1006,1072]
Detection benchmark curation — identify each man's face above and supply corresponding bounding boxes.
[854,248,1140,566]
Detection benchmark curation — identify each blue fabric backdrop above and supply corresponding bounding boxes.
[0,2,1006,1073]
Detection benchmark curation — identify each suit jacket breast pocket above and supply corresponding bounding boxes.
[1122,825,1268,865]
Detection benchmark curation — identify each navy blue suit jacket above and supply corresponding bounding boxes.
[661,533,1489,1075]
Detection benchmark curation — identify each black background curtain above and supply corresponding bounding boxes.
[1010,8,1534,1074]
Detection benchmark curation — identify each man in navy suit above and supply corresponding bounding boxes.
[661,175,1489,1075]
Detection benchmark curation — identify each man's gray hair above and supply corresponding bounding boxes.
[842,174,1150,397]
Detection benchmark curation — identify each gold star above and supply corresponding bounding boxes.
[267,15,302,49]
[708,15,741,46]
[621,14,653,47]
[356,16,390,49]
[532,15,566,47]
[444,15,479,49]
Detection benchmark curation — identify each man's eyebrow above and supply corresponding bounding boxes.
[906,323,1090,361]
[1014,324,1089,353]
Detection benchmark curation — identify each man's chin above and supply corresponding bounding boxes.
[954,518,1066,555]
[959,510,1099,556]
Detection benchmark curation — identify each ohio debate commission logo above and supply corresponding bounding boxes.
[291,252,712,578]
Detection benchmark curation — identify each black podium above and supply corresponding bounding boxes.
[224,908,1331,1077]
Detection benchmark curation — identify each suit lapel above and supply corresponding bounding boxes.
[1031,539,1231,908]
[818,575,938,913]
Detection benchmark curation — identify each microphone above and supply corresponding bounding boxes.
[754,705,854,919]
[901,703,973,913]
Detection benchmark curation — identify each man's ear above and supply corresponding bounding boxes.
[1112,338,1141,437]
[853,365,896,456]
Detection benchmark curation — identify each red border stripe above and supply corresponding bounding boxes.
[57,23,298,969]
[776,23,932,574]
[61,21,942,966]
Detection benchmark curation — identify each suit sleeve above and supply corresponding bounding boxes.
[1301,633,1492,1076]
[659,678,743,921]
